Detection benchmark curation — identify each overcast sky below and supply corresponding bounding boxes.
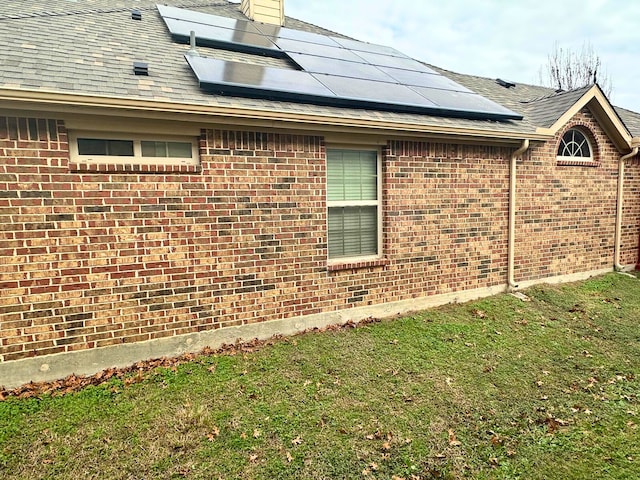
[286,0,640,113]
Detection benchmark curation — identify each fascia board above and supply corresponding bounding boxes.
[0,87,550,144]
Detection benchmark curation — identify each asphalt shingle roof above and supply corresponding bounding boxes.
[2,0,639,139]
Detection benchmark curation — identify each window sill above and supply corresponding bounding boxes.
[327,257,389,272]
[69,162,201,174]
[556,159,600,167]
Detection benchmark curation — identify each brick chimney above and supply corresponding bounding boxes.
[241,0,285,26]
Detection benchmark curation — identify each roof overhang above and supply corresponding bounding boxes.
[0,87,550,146]
[535,84,633,152]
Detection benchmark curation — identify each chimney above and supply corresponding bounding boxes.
[241,0,285,26]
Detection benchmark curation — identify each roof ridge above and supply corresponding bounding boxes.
[426,62,557,94]
[522,84,592,104]
[0,2,222,21]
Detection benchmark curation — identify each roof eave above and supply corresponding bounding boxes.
[0,87,550,144]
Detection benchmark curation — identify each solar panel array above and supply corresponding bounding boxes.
[157,5,522,120]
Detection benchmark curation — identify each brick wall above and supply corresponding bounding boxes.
[621,158,640,266]
[515,109,621,281]
[0,112,638,366]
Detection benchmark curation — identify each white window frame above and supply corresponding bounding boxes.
[69,131,199,166]
[326,147,383,265]
[556,128,593,162]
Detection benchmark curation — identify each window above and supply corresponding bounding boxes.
[70,132,198,166]
[557,128,592,161]
[327,148,381,261]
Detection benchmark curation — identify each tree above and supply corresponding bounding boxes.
[539,42,612,97]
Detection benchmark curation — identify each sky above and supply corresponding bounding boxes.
[286,0,640,113]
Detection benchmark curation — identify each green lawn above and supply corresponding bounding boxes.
[1,273,639,479]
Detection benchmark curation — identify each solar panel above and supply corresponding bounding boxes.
[162,17,281,55]
[159,5,524,121]
[186,55,335,97]
[330,36,408,58]
[353,51,436,73]
[412,87,518,116]
[158,4,259,34]
[274,38,365,63]
[378,67,471,92]
[288,52,395,82]
[313,74,437,108]
[253,23,343,47]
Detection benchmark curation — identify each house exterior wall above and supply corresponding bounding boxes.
[0,110,637,385]
[514,109,623,282]
[621,158,640,266]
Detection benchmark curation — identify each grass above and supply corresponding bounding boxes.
[1,272,639,479]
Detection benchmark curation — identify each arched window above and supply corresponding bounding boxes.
[557,128,592,161]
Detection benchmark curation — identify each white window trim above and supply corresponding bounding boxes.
[326,147,383,265]
[556,128,594,162]
[69,131,199,166]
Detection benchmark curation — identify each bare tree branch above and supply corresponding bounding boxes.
[538,41,612,97]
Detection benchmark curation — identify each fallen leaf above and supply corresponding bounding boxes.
[382,441,391,451]
[286,451,293,463]
[249,454,258,462]
[253,429,261,438]
[206,426,220,441]
[291,436,303,445]
[448,429,462,446]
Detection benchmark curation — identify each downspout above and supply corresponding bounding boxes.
[508,139,530,291]
[614,146,639,271]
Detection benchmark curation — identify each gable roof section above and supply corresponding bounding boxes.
[615,106,640,138]
[433,66,639,152]
[532,84,633,151]
[520,86,592,128]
